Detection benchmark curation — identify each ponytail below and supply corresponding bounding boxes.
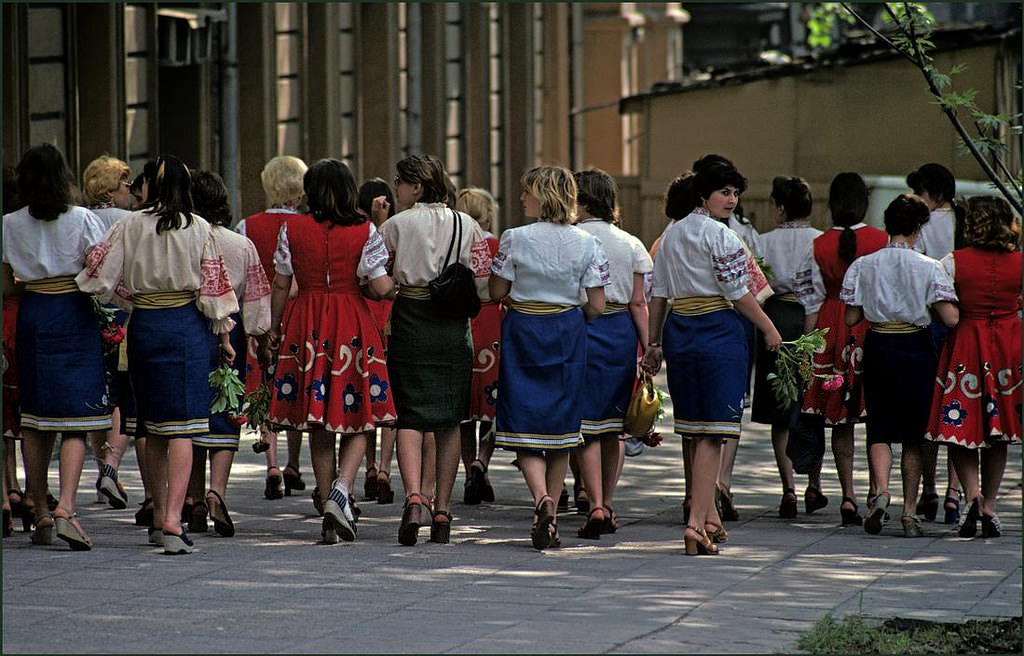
[838,225,857,265]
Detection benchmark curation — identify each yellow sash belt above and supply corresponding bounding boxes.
[133,290,196,309]
[508,300,575,315]
[397,285,431,300]
[774,292,799,304]
[671,296,733,316]
[24,275,77,294]
[603,301,628,314]
[870,320,921,334]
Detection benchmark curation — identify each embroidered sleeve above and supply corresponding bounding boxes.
[581,236,610,289]
[75,220,130,308]
[273,223,293,276]
[198,228,240,334]
[357,223,389,280]
[490,229,515,282]
[927,259,958,305]
[711,229,749,301]
[240,237,272,336]
[839,259,862,306]
[745,244,773,304]
[940,252,955,281]
[794,248,823,313]
[469,233,493,278]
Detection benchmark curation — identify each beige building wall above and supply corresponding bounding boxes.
[624,41,1013,246]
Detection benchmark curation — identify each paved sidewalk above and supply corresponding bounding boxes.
[3,403,1020,654]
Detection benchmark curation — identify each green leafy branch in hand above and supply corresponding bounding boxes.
[242,380,271,430]
[754,255,775,282]
[807,2,1023,215]
[209,354,245,417]
[766,327,830,409]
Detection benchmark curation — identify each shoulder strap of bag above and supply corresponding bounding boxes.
[441,208,462,269]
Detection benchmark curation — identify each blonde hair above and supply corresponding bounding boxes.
[260,155,307,205]
[456,187,496,231]
[81,155,130,206]
[521,165,576,225]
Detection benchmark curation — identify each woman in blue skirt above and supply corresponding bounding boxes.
[642,156,781,555]
[491,165,609,549]
[78,156,239,554]
[573,168,652,539]
[2,144,111,550]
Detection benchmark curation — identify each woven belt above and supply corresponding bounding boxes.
[24,275,77,294]
[397,285,431,300]
[603,301,628,314]
[508,300,575,315]
[133,290,196,309]
[870,320,922,334]
[671,296,733,316]
[773,292,800,304]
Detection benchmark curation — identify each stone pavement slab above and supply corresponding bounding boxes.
[3,403,1020,653]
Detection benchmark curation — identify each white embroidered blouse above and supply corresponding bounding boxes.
[839,241,957,327]
[212,225,272,335]
[915,207,955,260]
[650,209,749,301]
[75,210,239,334]
[379,202,491,293]
[575,219,652,305]
[490,221,609,305]
[3,205,107,281]
[758,220,822,296]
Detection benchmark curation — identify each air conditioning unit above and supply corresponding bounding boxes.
[157,8,226,67]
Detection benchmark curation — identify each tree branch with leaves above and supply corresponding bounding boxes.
[809,2,1023,215]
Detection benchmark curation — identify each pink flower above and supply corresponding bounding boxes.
[228,414,248,427]
[821,375,844,391]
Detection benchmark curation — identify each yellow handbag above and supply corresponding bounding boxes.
[623,372,661,436]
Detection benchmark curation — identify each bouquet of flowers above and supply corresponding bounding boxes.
[754,255,775,282]
[91,297,125,354]
[766,328,843,408]
[209,353,247,426]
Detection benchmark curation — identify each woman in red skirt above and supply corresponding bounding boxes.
[927,195,1021,539]
[265,159,396,543]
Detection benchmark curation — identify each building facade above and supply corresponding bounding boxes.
[2,2,688,228]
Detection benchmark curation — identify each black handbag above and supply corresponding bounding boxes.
[785,401,826,475]
[428,209,481,319]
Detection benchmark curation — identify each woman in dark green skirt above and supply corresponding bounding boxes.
[379,155,491,545]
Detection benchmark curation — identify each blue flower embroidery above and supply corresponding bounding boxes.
[369,374,389,403]
[941,400,966,427]
[343,384,362,413]
[275,374,298,402]
[485,381,499,406]
[983,395,998,418]
[307,378,328,402]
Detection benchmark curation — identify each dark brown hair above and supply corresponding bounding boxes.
[395,154,450,204]
[829,172,869,264]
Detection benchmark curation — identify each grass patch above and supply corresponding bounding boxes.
[796,614,1021,654]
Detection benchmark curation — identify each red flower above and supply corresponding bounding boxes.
[229,414,248,426]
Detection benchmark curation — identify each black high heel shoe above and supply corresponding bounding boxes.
[264,467,283,500]
[429,509,452,544]
[958,497,980,538]
[3,508,12,537]
[135,497,154,527]
[981,513,1001,539]
[8,489,34,532]
[840,497,863,526]
[206,489,235,537]
[915,491,940,522]
[283,465,305,495]
[944,488,962,525]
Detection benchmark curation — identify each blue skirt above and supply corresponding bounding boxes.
[16,291,111,432]
[494,307,586,452]
[663,309,747,439]
[196,312,245,450]
[863,329,934,445]
[127,304,211,438]
[580,310,639,440]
